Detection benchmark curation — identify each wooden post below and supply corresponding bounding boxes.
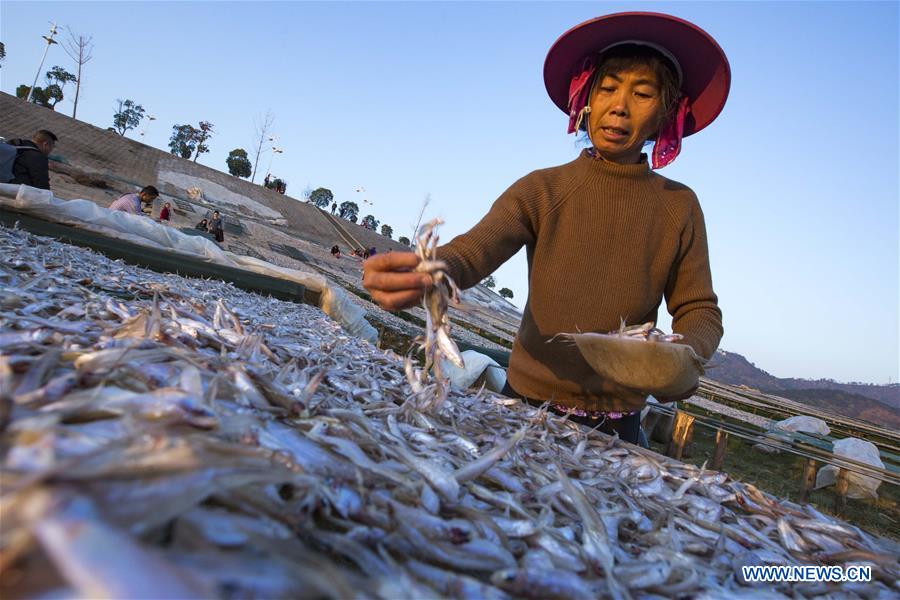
[667,410,695,460]
[799,457,817,503]
[710,427,729,470]
[834,468,850,515]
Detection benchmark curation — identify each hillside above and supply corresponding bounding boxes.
[0,92,523,354]
[772,388,900,430]
[706,350,900,427]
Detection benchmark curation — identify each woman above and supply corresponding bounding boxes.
[363,12,729,443]
[159,202,172,223]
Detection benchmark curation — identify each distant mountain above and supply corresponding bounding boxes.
[771,388,900,430]
[705,350,900,428]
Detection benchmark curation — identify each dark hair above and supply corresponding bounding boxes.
[582,44,681,139]
[34,129,58,143]
[141,185,159,197]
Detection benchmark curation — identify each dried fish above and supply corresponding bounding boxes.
[0,224,896,600]
[404,218,464,411]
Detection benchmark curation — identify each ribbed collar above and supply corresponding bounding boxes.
[577,148,651,180]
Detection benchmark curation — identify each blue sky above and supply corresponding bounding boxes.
[2,2,897,385]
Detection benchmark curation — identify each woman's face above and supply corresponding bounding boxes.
[587,64,664,163]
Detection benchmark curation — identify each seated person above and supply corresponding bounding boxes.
[330,245,341,257]
[109,185,159,215]
[195,218,209,230]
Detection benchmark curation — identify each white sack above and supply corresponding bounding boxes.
[773,415,830,436]
[442,350,506,393]
[814,438,884,499]
[754,415,831,454]
[0,184,377,343]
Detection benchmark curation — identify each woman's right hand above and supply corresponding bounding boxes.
[362,252,433,311]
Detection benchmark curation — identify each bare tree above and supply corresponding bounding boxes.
[61,27,94,119]
[250,110,274,183]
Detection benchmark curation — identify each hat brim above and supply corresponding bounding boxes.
[544,12,731,137]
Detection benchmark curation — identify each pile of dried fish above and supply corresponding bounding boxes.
[1,224,898,599]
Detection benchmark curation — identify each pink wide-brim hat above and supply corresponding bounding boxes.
[544,12,731,137]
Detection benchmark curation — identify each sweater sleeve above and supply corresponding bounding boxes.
[436,176,538,290]
[665,197,723,360]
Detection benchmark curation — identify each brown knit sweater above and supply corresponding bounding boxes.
[437,149,723,412]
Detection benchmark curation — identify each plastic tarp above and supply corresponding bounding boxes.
[0,183,377,343]
[815,438,884,499]
[442,350,506,393]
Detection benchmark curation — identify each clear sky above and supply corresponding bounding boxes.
[2,1,897,385]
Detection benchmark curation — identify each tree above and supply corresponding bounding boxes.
[499,287,514,299]
[398,236,411,247]
[192,121,214,162]
[482,275,496,289]
[380,224,393,239]
[338,201,359,221]
[0,42,6,67]
[226,148,252,178]
[44,66,76,109]
[250,110,274,183]
[265,177,287,194]
[362,215,379,230]
[17,84,59,108]
[16,66,75,109]
[16,84,49,107]
[169,124,197,159]
[112,99,145,136]
[309,187,334,209]
[169,122,214,162]
[61,28,94,119]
